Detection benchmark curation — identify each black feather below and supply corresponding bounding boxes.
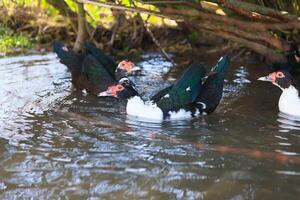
[84,42,117,79]
[196,56,230,113]
[155,63,207,116]
[82,55,116,93]
[53,40,84,72]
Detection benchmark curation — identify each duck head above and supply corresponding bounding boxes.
[98,78,139,99]
[115,61,141,80]
[258,70,295,90]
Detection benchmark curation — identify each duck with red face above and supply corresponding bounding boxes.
[100,56,230,120]
[84,42,141,80]
[98,78,139,100]
[115,60,141,80]
[53,41,141,97]
[258,70,300,117]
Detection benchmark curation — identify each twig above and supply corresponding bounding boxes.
[137,0,186,4]
[219,0,298,21]
[161,7,300,31]
[222,1,280,22]
[77,0,300,32]
[130,0,174,63]
[83,9,97,41]
[196,20,290,51]
[109,11,122,47]
[143,17,174,63]
[76,0,184,21]
[190,22,287,63]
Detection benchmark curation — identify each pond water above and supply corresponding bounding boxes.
[0,53,300,199]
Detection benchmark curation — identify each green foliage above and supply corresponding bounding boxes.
[0,24,33,54]
[84,4,115,28]
[65,0,78,12]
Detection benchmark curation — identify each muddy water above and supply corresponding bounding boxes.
[0,53,299,199]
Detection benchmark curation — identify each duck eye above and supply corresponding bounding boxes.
[276,72,284,78]
[117,85,123,90]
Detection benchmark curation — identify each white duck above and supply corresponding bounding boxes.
[258,70,300,117]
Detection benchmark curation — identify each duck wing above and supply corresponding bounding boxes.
[150,85,173,102]
[155,63,207,114]
[82,54,116,94]
[85,42,117,78]
[53,41,84,72]
[195,56,230,113]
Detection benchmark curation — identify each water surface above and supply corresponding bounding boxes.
[0,53,300,199]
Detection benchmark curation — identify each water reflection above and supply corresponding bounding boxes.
[0,53,70,142]
[0,53,300,199]
[132,53,174,99]
[233,66,251,84]
[277,112,300,132]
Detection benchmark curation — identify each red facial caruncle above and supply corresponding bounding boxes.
[118,61,134,72]
[106,84,124,97]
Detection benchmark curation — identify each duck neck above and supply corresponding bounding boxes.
[281,85,299,96]
[278,85,300,116]
[279,85,299,106]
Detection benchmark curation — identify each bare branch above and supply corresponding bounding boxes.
[219,0,298,21]
[130,0,174,63]
[192,22,287,63]
[76,0,184,21]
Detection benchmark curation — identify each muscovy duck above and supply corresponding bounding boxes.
[84,42,141,80]
[99,56,230,120]
[53,41,140,95]
[101,77,139,100]
[82,55,139,98]
[258,70,300,117]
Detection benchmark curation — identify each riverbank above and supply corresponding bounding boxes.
[1,3,272,77]
[0,3,237,61]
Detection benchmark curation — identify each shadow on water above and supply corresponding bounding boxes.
[0,53,300,199]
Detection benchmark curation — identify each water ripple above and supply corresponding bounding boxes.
[0,53,300,199]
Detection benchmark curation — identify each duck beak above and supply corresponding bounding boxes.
[98,91,114,97]
[258,75,272,82]
[131,65,141,73]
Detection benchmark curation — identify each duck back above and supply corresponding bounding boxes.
[85,42,117,78]
[155,63,207,116]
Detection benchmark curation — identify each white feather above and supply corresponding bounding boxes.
[278,86,300,117]
[126,96,202,120]
[126,96,163,120]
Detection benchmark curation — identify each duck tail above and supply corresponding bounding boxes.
[53,40,82,71]
[211,55,230,74]
[53,40,64,53]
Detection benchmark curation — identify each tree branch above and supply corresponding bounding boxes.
[73,2,89,51]
[130,0,173,63]
[219,0,298,21]
[76,0,184,21]
[46,0,78,32]
[197,20,290,51]
[191,22,286,63]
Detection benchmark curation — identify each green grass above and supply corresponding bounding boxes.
[0,24,33,55]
